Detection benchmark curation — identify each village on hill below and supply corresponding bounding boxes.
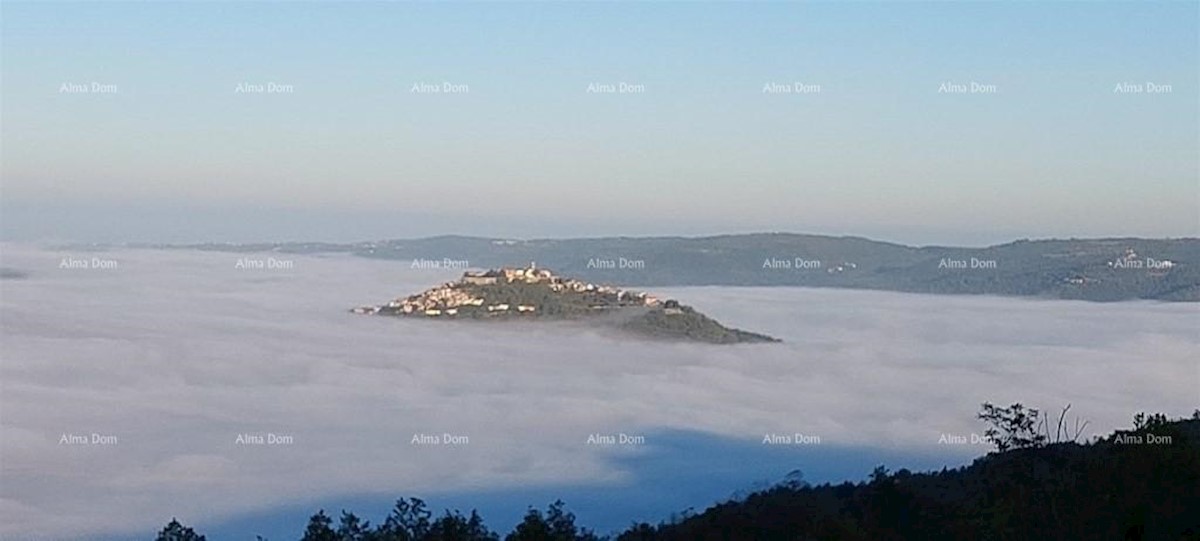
[351,263,778,343]
[353,263,680,318]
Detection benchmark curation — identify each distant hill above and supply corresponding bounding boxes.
[147,234,1200,301]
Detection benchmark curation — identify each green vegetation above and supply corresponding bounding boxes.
[622,306,779,344]
[155,408,1200,540]
[458,282,625,318]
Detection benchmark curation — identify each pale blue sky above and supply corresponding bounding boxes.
[1,1,1197,245]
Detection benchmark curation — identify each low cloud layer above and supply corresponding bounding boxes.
[1,245,1195,539]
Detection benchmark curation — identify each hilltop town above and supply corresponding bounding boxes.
[353,263,779,344]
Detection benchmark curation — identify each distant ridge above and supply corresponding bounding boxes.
[134,233,1200,302]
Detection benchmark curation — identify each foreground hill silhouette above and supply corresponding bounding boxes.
[623,413,1200,540]
[156,410,1200,540]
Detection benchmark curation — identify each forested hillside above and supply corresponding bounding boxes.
[152,234,1200,301]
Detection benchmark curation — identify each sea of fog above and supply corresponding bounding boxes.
[1,245,1196,540]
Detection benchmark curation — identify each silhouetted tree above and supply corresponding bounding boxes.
[868,465,890,484]
[615,523,656,541]
[301,510,337,541]
[505,501,597,541]
[779,469,808,490]
[979,402,1047,452]
[376,498,432,541]
[427,509,498,541]
[337,511,371,541]
[506,507,553,541]
[1134,411,1171,431]
[155,519,206,541]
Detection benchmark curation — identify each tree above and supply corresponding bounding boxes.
[616,523,657,541]
[979,402,1048,452]
[1133,411,1170,431]
[505,501,597,541]
[427,509,499,541]
[506,507,553,541]
[301,510,338,541]
[337,511,371,541]
[155,519,206,541]
[376,498,432,541]
[779,469,808,490]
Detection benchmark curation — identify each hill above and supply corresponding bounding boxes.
[352,264,779,344]
[147,234,1200,301]
[623,414,1200,540]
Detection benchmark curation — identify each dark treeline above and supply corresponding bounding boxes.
[156,407,1200,541]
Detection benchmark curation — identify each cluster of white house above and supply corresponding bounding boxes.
[1062,247,1178,286]
[827,262,857,274]
[1106,248,1175,270]
[353,263,667,318]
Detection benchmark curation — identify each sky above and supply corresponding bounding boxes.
[1,246,1196,539]
[1,1,1198,245]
